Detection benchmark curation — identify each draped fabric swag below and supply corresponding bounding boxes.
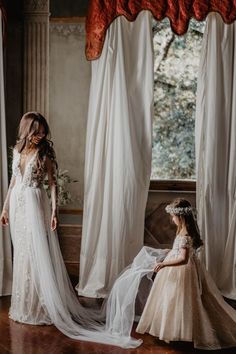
[196,13,236,300]
[86,0,236,60]
[77,11,153,298]
[0,9,12,296]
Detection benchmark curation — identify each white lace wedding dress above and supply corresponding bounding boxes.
[8,149,83,326]
[9,149,52,324]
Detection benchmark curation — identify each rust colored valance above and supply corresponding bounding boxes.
[86,0,236,60]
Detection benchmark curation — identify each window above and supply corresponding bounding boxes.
[151,19,206,181]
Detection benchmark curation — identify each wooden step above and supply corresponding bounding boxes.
[58,224,82,278]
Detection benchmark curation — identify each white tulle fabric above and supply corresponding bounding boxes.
[78,11,154,298]
[196,13,236,300]
[104,247,167,344]
[8,148,167,348]
[136,236,236,350]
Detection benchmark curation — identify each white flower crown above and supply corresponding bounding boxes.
[165,205,193,215]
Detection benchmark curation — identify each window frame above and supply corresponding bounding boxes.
[149,179,196,192]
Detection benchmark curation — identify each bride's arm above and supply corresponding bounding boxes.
[45,156,58,231]
[0,175,16,225]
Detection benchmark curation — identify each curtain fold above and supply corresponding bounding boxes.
[0,9,12,296]
[196,13,236,300]
[77,11,153,298]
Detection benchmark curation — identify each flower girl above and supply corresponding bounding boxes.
[136,198,236,350]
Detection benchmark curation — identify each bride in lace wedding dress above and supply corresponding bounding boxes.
[0,111,154,348]
[0,112,87,327]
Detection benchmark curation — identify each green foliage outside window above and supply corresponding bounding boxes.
[152,19,205,179]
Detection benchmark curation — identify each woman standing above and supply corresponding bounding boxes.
[1,112,58,324]
[0,112,100,339]
[0,112,140,348]
[136,198,236,350]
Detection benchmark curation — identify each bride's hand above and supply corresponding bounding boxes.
[0,209,9,226]
[154,262,165,273]
[51,214,58,231]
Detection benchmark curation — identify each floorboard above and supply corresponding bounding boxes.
[0,297,236,354]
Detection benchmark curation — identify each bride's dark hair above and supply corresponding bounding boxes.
[15,112,57,176]
[169,198,203,249]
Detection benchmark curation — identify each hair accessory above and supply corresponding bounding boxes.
[165,205,193,215]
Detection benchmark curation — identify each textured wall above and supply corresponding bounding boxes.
[49,19,91,208]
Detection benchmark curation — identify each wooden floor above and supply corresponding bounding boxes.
[0,297,236,354]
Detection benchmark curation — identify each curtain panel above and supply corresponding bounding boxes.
[77,11,153,298]
[196,13,236,300]
[86,0,236,60]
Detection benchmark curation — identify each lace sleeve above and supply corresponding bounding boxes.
[11,148,19,177]
[2,149,17,211]
[45,156,58,215]
[179,236,192,249]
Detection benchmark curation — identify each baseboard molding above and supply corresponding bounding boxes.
[149,179,196,191]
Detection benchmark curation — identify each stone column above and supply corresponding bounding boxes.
[23,0,49,118]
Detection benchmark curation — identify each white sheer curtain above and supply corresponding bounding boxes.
[0,10,12,296]
[196,13,236,300]
[77,11,153,298]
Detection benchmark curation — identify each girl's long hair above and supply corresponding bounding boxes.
[170,198,203,249]
[15,112,57,176]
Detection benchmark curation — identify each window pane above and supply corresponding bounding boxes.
[152,19,205,180]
